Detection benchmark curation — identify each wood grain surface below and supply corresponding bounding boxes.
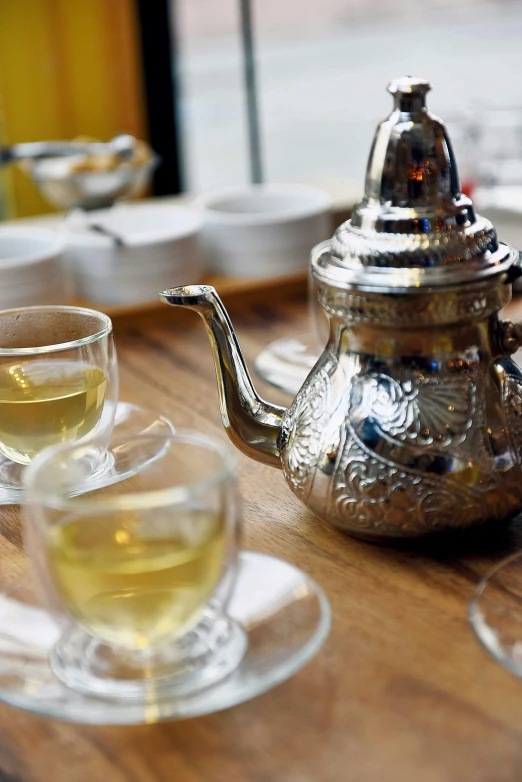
[2,290,522,782]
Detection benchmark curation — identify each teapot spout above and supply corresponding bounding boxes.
[160,285,285,467]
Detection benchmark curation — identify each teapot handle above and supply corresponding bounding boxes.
[499,321,522,355]
[506,250,522,284]
[500,251,522,354]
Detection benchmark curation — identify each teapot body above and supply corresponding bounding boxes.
[162,77,522,542]
[279,280,522,539]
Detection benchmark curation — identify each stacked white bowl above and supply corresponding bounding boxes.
[194,184,333,278]
[62,203,203,305]
[0,227,67,308]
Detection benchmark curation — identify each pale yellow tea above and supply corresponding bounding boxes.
[48,509,225,650]
[0,361,106,463]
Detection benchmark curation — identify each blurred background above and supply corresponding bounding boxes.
[1,0,522,217]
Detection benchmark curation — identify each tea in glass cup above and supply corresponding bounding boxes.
[49,506,225,651]
[24,430,245,699]
[0,305,117,465]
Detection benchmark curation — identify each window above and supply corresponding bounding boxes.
[175,0,522,197]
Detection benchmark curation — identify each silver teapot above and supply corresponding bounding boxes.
[162,77,522,541]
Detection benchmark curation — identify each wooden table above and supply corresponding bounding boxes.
[2,290,522,782]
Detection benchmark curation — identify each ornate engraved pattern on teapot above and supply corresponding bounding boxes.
[499,362,522,467]
[315,275,511,327]
[279,360,333,503]
[280,349,522,538]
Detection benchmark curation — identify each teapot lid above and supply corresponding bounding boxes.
[312,76,518,292]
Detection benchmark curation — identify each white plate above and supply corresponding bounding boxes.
[62,204,204,304]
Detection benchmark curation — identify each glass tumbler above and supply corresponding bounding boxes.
[24,430,245,700]
[0,305,118,466]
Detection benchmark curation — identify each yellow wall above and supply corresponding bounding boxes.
[0,0,146,217]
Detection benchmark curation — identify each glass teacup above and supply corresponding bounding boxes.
[24,430,245,700]
[0,305,118,465]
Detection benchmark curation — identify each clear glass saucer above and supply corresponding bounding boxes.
[0,401,175,505]
[0,551,330,724]
[254,333,319,397]
[469,551,522,676]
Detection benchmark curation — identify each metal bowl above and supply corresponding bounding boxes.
[26,155,158,211]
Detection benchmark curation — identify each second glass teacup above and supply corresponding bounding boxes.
[0,305,118,501]
[24,430,246,700]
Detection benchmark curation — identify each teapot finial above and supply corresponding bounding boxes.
[312,76,518,292]
[365,74,459,206]
[387,76,431,113]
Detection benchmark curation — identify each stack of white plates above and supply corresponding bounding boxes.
[0,227,67,309]
[62,203,204,305]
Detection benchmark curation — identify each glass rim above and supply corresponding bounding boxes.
[0,305,112,356]
[24,429,236,513]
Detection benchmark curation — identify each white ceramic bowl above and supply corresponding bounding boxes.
[62,203,203,305]
[0,227,67,309]
[194,184,332,278]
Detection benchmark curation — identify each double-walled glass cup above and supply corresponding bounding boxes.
[0,305,118,466]
[24,430,245,700]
